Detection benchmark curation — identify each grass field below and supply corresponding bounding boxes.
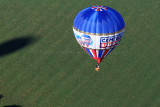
[0,0,159,107]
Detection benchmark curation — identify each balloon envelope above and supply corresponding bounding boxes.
[73,5,125,64]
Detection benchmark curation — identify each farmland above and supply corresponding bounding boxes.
[0,0,159,107]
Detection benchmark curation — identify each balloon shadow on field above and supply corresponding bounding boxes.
[0,94,3,100]
[0,95,23,107]
[0,35,39,57]
[3,105,23,107]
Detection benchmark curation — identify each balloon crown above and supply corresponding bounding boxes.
[91,5,107,11]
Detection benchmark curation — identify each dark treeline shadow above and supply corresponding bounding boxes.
[0,35,40,57]
[3,105,23,107]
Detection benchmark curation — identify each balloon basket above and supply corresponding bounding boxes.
[95,63,100,71]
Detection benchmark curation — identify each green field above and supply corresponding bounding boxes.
[0,0,159,107]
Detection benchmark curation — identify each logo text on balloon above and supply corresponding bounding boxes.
[75,34,93,48]
[100,32,124,48]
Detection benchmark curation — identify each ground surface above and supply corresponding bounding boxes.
[0,0,159,107]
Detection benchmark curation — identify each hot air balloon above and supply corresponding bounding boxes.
[73,5,125,71]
